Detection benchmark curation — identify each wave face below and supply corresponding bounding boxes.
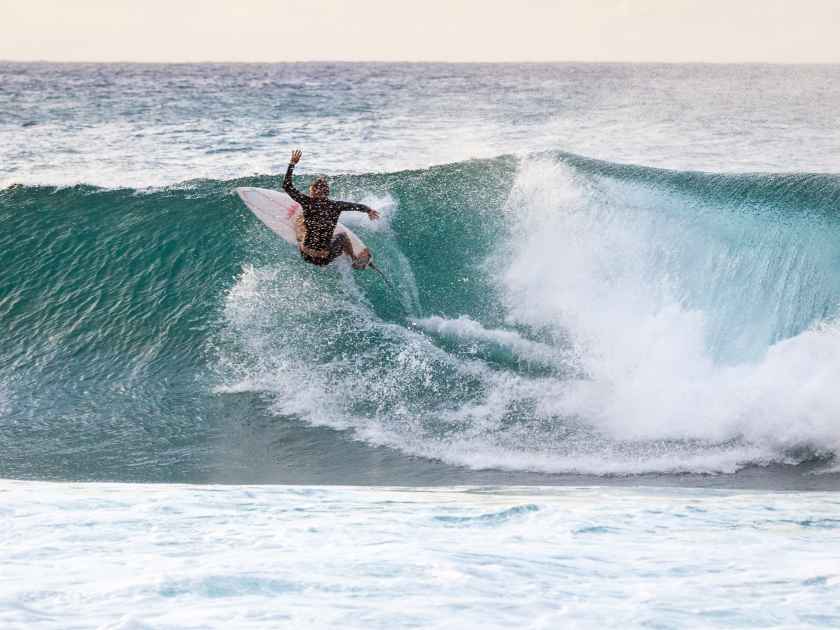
[2,153,840,481]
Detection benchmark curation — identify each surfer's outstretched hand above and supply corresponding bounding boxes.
[368,208,381,220]
[290,149,302,164]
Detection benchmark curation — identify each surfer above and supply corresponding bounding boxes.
[283,149,380,268]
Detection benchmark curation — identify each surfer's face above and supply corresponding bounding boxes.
[309,178,329,200]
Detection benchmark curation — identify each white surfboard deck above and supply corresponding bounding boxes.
[235,186,370,265]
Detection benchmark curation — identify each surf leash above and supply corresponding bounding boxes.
[368,260,410,317]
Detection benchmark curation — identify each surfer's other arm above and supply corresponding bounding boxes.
[335,200,381,220]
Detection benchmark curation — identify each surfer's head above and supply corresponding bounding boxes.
[309,177,329,200]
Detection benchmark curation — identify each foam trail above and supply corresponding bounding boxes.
[414,315,571,369]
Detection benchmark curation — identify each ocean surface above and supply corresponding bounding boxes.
[3,62,840,627]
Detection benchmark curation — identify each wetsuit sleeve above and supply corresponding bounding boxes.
[332,200,371,214]
[282,162,309,205]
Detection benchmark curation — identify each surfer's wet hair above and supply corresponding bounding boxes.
[309,177,329,198]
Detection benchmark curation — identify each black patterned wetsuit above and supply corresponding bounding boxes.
[282,162,370,266]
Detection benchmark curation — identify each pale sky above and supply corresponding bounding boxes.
[2,0,839,64]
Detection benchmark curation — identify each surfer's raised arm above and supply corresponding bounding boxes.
[282,149,309,205]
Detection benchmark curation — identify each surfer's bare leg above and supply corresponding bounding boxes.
[329,233,369,269]
[332,233,364,261]
[352,247,371,269]
[293,214,307,244]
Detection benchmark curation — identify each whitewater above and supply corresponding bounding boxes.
[2,62,840,627]
[3,480,840,629]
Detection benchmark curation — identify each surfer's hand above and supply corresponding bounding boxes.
[290,149,302,164]
[367,208,381,220]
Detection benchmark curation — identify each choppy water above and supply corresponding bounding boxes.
[2,63,840,487]
[4,62,840,189]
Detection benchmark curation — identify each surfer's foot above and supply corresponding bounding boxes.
[352,248,371,270]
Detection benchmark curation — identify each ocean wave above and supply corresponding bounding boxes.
[2,152,840,478]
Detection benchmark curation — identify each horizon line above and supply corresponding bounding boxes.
[3,59,840,66]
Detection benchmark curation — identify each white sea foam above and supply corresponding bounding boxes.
[2,480,840,629]
[502,159,840,454]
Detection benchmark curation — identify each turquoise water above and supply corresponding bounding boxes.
[2,63,840,486]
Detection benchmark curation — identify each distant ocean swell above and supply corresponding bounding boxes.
[1,152,839,478]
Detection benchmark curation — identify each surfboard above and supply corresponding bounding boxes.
[234,186,371,268]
